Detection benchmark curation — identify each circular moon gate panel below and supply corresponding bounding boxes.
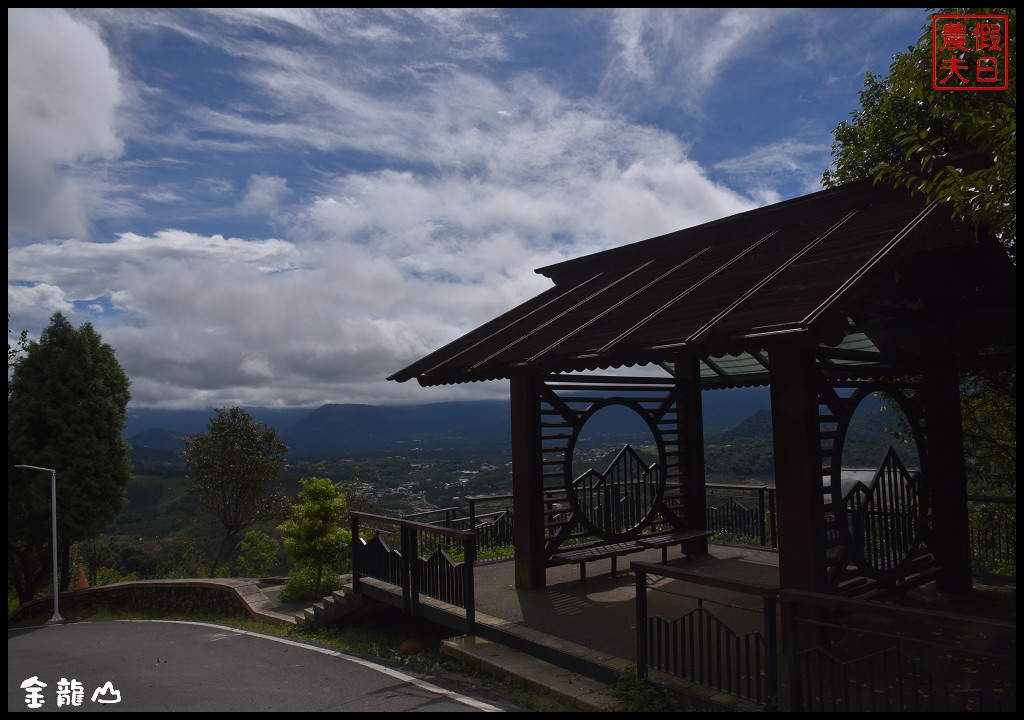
[566,400,667,539]
[833,386,927,580]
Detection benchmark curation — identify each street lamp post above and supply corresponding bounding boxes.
[15,464,64,624]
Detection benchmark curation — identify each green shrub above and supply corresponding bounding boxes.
[92,567,140,586]
[278,477,352,594]
[612,668,692,711]
[237,530,280,578]
[278,562,342,603]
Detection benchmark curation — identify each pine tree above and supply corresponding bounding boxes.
[8,312,132,603]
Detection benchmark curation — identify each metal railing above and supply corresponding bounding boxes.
[968,495,1016,571]
[704,485,1014,570]
[402,488,1014,572]
[706,483,778,548]
[634,561,780,708]
[632,560,1016,712]
[405,495,516,562]
[781,589,1016,712]
[350,511,476,633]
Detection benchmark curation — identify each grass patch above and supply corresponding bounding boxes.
[438,657,579,712]
[611,668,701,711]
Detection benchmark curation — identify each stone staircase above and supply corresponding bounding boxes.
[293,584,362,629]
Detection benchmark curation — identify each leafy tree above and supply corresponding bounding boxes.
[182,407,289,576]
[8,314,29,368]
[8,312,132,603]
[278,476,352,599]
[959,371,1015,491]
[236,530,281,578]
[823,7,1015,252]
[823,7,1015,493]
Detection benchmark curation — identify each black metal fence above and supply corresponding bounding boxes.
[968,495,1016,571]
[402,489,1014,574]
[350,511,476,633]
[633,561,1016,712]
[348,495,1014,710]
[781,589,1016,712]
[636,566,779,708]
[404,494,516,562]
[706,483,778,548]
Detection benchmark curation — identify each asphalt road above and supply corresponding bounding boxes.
[8,620,518,712]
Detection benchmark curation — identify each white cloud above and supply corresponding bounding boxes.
[9,8,925,410]
[7,8,123,240]
[601,8,793,113]
[7,122,756,408]
[6,7,761,409]
[239,174,292,215]
[7,282,75,330]
[713,140,831,179]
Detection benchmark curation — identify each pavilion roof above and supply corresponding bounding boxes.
[389,179,1016,389]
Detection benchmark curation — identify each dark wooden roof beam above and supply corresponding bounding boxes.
[752,350,770,370]
[412,272,607,380]
[595,230,780,355]
[525,247,712,364]
[801,203,938,329]
[725,323,810,341]
[701,357,729,377]
[685,211,859,347]
[468,261,656,372]
[851,300,927,322]
[817,347,884,362]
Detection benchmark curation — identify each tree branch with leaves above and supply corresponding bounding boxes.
[182,407,290,576]
[8,312,132,602]
[823,7,1015,494]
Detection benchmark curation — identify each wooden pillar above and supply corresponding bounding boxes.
[923,324,972,593]
[510,374,546,590]
[768,344,827,593]
[676,355,709,554]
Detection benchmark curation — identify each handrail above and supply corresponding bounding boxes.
[630,559,779,598]
[633,560,780,709]
[712,481,774,493]
[351,511,476,633]
[778,588,1016,641]
[351,510,473,541]
[404,505,465,519]
[633,561,1016,711]
[372,490,1014,572]
[966,494,1015,504]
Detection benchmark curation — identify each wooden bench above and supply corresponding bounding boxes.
[635,529,715,564]
[549,541,645,584]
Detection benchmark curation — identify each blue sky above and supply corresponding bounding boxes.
[8,8,928,409]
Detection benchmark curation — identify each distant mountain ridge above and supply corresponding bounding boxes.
[281,401,513,454]
[125,387,774,459]
[706,409,775,445]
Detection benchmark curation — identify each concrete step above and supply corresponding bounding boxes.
[295,585,360,630]
[441,635,621,711]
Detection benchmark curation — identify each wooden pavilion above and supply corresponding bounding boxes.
[388,178,1015,599]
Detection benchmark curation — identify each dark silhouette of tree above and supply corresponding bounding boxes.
[823,7,1015,254]
[8,312,132,603]
[823,7,1015,493]
[182,407,289,576]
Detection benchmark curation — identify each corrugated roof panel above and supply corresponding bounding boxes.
[389,178,1013,388]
